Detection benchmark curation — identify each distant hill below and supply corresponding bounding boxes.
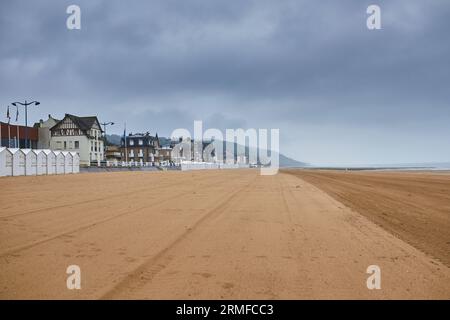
[105,134,308,168]
[279,153,308,168]
[105,134,122,146]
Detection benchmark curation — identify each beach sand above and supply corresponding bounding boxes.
[1,169,449,299]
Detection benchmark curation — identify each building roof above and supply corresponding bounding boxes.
[22,149,35,155]
[31,149,44,155]
[121,132,160,147]
[64,114,103,132]
[33,114,60,128]
[42,149,56,155]
[126,132,158,139]
[8,148,25,155]
[49,114,102,133]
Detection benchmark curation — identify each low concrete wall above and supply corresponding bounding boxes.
[80,166,162,173]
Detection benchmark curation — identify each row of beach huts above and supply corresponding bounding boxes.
[0,147,80,177]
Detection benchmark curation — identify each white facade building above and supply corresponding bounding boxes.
[34,114,60,149]
[50,114,104,166]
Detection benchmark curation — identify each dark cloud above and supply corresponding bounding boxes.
[1,0,449,165]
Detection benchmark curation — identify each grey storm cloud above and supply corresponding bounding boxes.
[1,0,449,165]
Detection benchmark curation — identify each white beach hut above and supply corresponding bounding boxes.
[0,147,13,177]
[23,149,37,176]
[35,150,47,175]
[55,151,65,174]
[43,150,56,175]
[63,152,73,174]
[71,152,80,173]
[10,148,26,176]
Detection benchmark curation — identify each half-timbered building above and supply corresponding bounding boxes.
[49,114,104,166]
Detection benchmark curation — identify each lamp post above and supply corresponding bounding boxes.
[11,100,40,148]
[101,121,115,139]
[100,121,114,158]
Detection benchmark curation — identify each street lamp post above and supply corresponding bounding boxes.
[11,100,40,148]
[100,121,114,158]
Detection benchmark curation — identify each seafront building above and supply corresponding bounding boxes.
[33,114,60,149]
[120,132,161,165]
[0,122,39,149]
[49,114,104,166]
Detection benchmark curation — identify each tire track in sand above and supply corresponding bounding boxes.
[99,175,257,299]
[0,172,224,219]
[0,172,231,257]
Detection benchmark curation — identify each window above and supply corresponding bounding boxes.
[139,139,143,145]
[64,141,67,149]
[75,141,79,149]
[130,140,134,146]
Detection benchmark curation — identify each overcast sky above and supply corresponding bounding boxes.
[1,0,449,165]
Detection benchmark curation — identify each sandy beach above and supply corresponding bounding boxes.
[1,169,449,299]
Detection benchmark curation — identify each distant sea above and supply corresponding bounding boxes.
[306,162,450,171]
